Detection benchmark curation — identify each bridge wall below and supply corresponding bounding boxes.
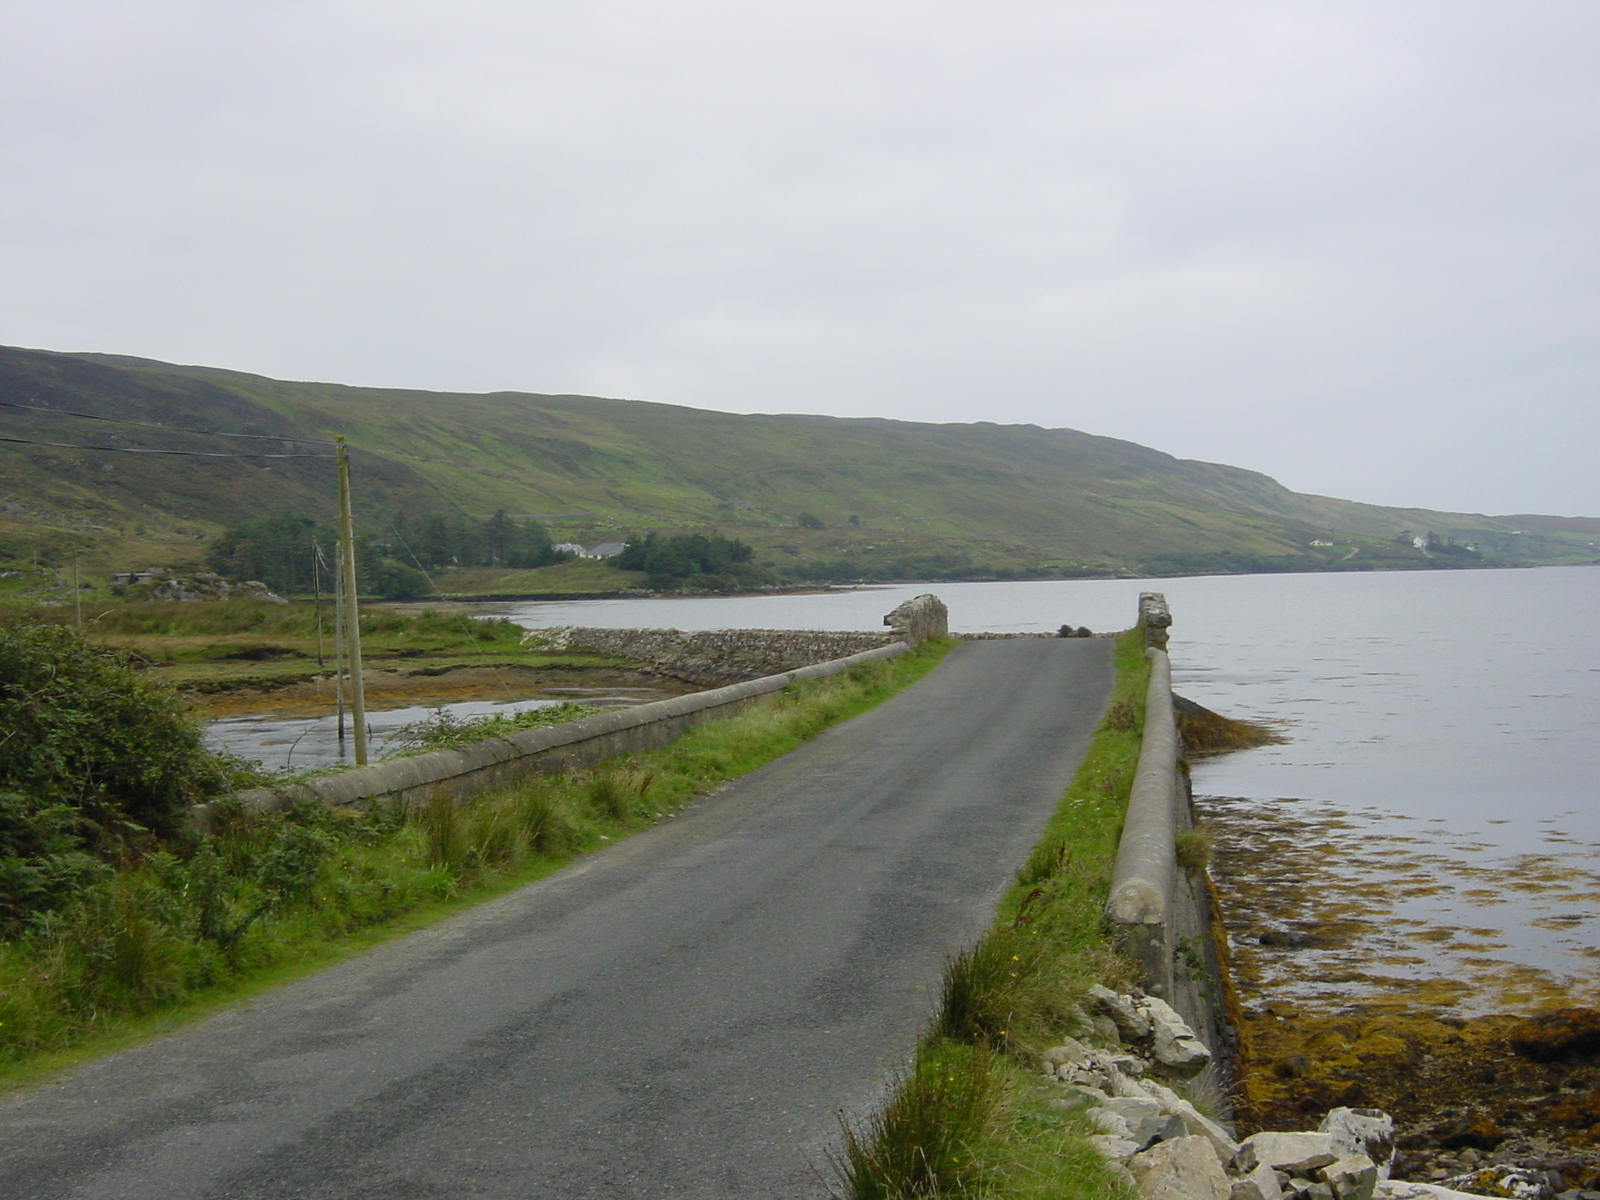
[1109,594,1238,1084]
[192,642,911,826]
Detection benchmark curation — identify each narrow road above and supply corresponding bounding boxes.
[0,638,1113,1200]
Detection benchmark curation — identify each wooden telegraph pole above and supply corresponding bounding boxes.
[335,436,368,765]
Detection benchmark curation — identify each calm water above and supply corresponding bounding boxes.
[504,566,1600,1011]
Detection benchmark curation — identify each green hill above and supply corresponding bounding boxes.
[1,344,1593,587]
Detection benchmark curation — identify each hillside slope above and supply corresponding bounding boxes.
[1,344,1591,581]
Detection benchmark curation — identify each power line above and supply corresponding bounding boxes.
[0,398,340,445]
[0,433,336,459]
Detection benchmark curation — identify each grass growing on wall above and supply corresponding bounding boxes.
[0,640,952,1089]
[833,628,1151,1200]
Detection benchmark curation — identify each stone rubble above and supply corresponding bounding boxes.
[1050,987,1573,1200]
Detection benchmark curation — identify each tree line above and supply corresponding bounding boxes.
[205,511,570,599]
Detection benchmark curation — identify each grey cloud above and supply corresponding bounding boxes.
[1,0,1594,514]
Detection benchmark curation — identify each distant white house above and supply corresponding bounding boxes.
[584,542,628,559]
[551,543,586,556]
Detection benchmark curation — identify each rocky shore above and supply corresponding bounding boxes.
[1048,987,1600,1200]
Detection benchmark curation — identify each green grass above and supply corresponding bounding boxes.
[833,628,1151,1199]
[0,639,953,1091]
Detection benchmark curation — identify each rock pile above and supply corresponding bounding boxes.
[1053,987,1569,1200]
[121,569,286,604]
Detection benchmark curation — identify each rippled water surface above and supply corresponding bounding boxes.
[504,566,1600,1010]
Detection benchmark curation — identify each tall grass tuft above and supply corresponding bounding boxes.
[833,1042,998,1199]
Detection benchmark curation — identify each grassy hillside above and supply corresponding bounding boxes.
[1,344,1592,586]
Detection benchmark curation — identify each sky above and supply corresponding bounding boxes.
[3,1,1595,517]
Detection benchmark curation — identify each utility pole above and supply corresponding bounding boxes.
[336,436,368,765]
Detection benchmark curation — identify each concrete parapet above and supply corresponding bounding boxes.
[193,642,911,826]
[883,593,949,645]
[1108,646,1180,997]
[1139,591,1172,649]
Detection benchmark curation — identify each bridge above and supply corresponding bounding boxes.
[0,628,1116,1198]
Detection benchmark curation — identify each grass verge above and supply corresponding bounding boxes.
[0,639,953,1092]
[832,628,1151,1200]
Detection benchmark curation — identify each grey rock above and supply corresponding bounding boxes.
[1233,1163,1286,1200]
[1092,1108,1136,1139]
[1171,1099,1240,1162]
[1376,1184,1497,1200]
[1042,1038,1092,1069]
[1129,1136,1232,1200]
[1319,1154,1379,1200]
[1319,1109,1396,1180]
[1136,1113,1190,1151]
[1089,984,1154,1042]
[1141,996,1213,1077]
[1089,1134,1142,1163]
[1237,1132,1339,1177]
[1091,1014,1123,1043]
[1065,1084,1111,1106]
[1105,1096,1164,1127]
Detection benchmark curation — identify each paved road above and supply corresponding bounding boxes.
[0,638,1113,1200]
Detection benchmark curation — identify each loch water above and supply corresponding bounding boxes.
[504,565,1600,1013]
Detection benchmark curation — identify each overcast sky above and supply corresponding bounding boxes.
[3,1,1595,516]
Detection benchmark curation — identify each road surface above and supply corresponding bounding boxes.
[0,638,1113,1199]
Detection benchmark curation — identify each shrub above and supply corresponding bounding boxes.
[0,619,229,854]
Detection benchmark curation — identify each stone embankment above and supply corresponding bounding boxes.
[1055,986,1556,1200]
[529,627,899,687]
[531,593,952,687]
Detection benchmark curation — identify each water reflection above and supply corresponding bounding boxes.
[205,690,663,771]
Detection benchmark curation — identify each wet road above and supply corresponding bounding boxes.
[0,638,1112,1200]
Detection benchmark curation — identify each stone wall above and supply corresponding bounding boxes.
[529,627,898,687]
[883,593,949,644]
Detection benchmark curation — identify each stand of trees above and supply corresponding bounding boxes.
[615,533,772,591]
[205,510,570,599]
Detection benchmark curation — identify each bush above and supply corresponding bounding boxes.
[0,619,231,925]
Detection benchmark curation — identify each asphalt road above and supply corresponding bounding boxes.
[0,638,1113,1200]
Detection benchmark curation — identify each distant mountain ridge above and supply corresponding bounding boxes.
[0,343,1592,580]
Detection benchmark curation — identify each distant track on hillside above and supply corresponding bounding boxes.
[0,639,1112,1200]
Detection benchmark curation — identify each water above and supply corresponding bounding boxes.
[502,566,1600,1013]
[204,691,662,771]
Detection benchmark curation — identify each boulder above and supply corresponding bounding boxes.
[1129,1136,1232,1200]
[1089,1134,1142,1163]
[1088,985,1154,1042]
[1042,1039,1092,1069]
[1134,1113,1190,1151]
[1092,1108,1136,1139]
[1141,996,1213,1077]
[1236,1132,1338,1177]
[1319,1154,1379,1200]
[1319,1109,1395,1179]
[1104,1095,1165,1128]
[1171,1099,1240,1162]
[1232,1163,1284,1200]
